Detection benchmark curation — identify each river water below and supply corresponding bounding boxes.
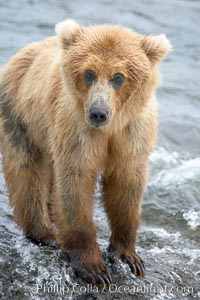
[0,0,200,299]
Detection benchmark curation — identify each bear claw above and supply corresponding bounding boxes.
[108,245,145,277]
[68,253,112,286]
[121,254,145,277]
[74,266,112,286]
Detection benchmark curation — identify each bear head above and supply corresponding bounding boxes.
[56,19,171,131]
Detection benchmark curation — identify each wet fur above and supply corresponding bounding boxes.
[0,20,170,283]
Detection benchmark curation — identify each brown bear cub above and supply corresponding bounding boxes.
[0,19,171,285]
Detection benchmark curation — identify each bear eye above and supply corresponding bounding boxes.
[111,73,125,90]
[84,70,96,87]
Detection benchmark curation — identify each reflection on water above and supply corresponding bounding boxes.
[0,0,200,299]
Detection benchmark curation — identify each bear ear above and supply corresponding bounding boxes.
[140,34,172,64]
[55,19,84,49]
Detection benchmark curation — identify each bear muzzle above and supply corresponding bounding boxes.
[88,104,109,128]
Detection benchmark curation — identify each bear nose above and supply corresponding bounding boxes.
[89,106,109,127]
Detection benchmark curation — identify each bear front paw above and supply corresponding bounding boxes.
[66,250,112,286]
[121,253,145,277]
[108,244,145,277]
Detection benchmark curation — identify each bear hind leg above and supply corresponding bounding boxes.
[2,150,55,245]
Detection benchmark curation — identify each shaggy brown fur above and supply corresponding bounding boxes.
[0,19,171,285]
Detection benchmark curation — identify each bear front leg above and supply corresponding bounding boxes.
[103,154,148,277]
[53,155,111,285]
